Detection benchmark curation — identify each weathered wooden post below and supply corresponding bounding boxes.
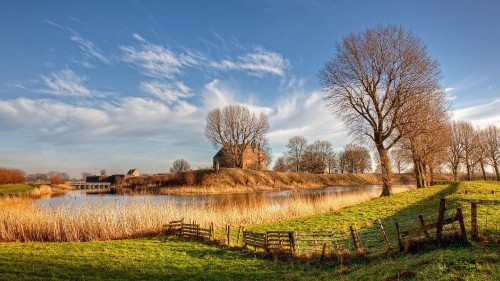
[395,222,403,252]
[289,231,296,256]
[350,226,362,254]
[320,243,327,261]
[210,222,214,241]
[436,198,446,241]
[226,224,231,246]
[418,215,430,239]
[377,219,392,254]
[471,202,478,240]
[456,208,467,240]
[236,226,243,245]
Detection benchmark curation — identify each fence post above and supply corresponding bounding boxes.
[436,198,446,241]
[350,225,362,254]
[395,222,403,252]
[210,222,214,240]
[289,231,296,256]
[418,215,430,239]
[320,243,327,261]
[456,208,467,241]
[236,226,243,246]
[226,225,231,246]
[471,202,478,240]
[377,219,392,254]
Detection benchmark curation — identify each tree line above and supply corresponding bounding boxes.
[273,136,372,174]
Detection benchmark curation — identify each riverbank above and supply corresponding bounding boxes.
[0,183,74,197]
[157,168,415,194]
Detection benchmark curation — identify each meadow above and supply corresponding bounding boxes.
[0,181,498,280]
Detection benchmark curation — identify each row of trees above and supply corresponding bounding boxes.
[447,122,499,181]
[0,168,26,184]
[273,136,371,174]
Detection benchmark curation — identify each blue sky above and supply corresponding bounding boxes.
[1,0,499,177]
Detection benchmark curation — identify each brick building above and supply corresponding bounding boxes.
[213,144,266,170]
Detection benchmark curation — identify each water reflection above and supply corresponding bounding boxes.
[35,185,413,209]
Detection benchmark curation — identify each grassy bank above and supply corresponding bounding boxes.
[0,184,34,195]
[0,238,497,281]
[158,168,415,194]
[0,181,498,280]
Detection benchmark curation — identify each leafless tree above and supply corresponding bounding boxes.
[302,140,334,174]
[273,156,288,172]
[390,146,409,174]
[338,143,372,174]
[286,136,308,172]
[170,159,191,173]
[447,122,464,181]
[455,121,476,181]
[401,95,450,187]
[320,25,441,196]
[100,169,107,176]
[483,125,500,180]
[205,104,269,168]
[474,128,488,180]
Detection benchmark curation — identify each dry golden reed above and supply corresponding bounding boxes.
[0,187,411,242]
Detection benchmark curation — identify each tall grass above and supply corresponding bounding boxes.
[0,186,412,242]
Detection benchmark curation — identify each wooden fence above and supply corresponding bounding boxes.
[470,199,500,245]
[164,197,493,260]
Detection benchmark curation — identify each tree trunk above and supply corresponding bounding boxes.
[452,165,458,181]
[377,147,392,196]
[494,161,500,181]
[414,159,423,188]
[479,160,487,180]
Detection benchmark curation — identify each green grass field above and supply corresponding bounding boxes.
[0,181,498,280]
[0,184,33,196]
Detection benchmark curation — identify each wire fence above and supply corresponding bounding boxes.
[165,197,499,260]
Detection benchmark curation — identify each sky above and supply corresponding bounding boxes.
[1,0,500,177]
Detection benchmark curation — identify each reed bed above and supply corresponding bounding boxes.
[0,186,412,242]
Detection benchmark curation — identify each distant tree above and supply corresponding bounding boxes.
[390,146,409,174]
[0,168,26,184]
[401,96,450,187]
[320,25,442,195]
[205,104,269,168]
[273,156,288,172]
[100,169,107,176]
[286,136,308,172]
[302,140,334,174]
[483,125,500,180]
[326,151,337,174]
[447,122,464,181]
[456,121,476,181]
[474,128,488,180]
[81,172,93,181]
[338,144,372,174]
[26,173,48,183]
[46,171,70,185]
[170,159,191,173]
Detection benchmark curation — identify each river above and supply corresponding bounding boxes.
[35,185,414,209]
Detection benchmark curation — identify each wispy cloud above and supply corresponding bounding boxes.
[46,19,110,65]
[40,69,93,97]
[140,80,192,104]
[70,35,110,64]
[210,46,290,77]
[121,35,199,80]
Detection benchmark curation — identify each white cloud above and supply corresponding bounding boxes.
[121,36,198,79]
[140,80,192,104]
[210,46,289,77]
[453,98,500,127]
[40,69,94,97]
[70,35,110,64]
